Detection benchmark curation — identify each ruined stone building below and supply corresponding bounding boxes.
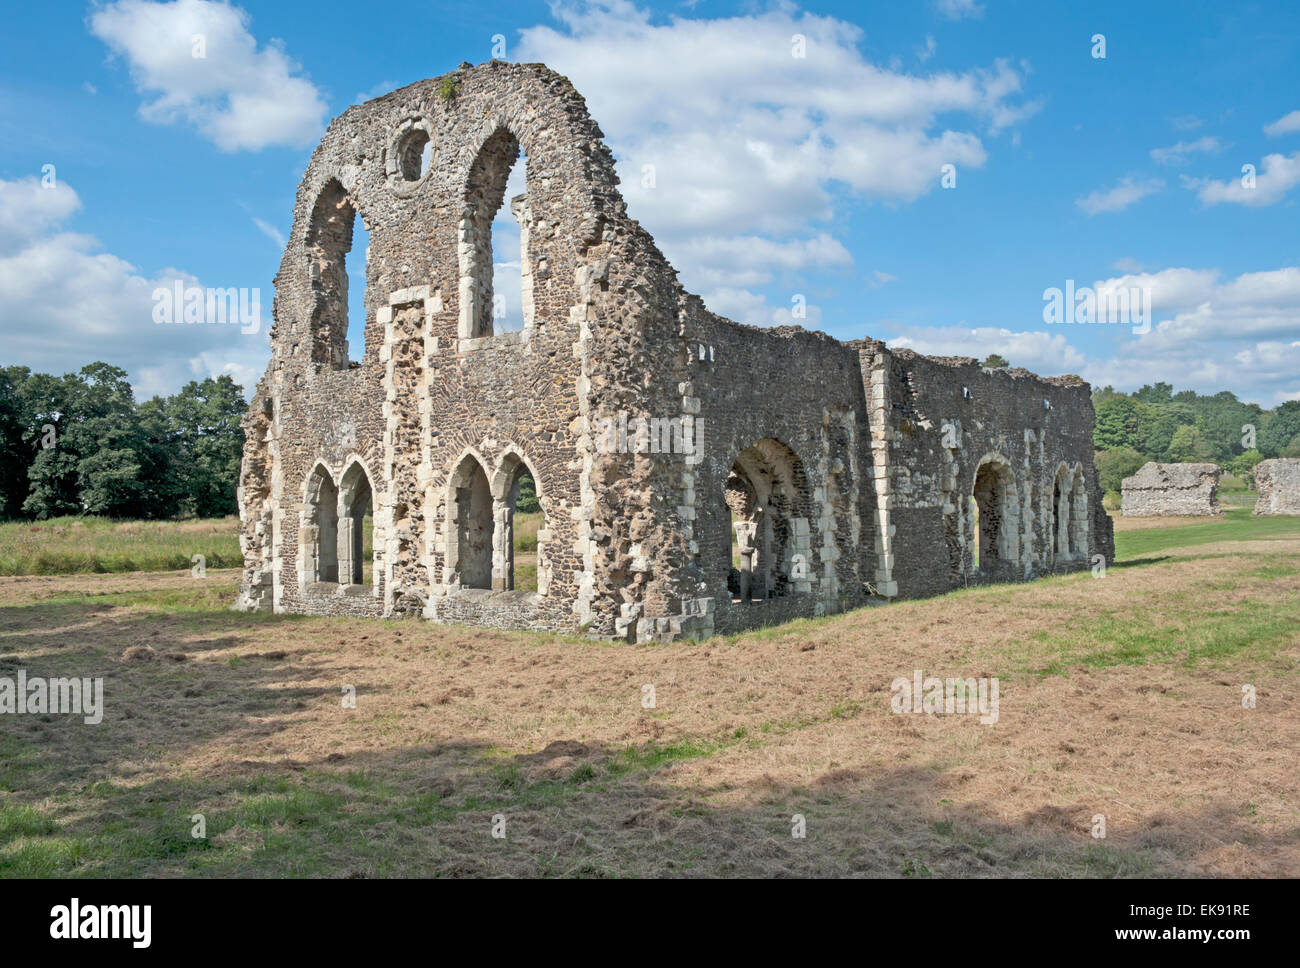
[235,61,1113,641]
[1121,462,1222,516]
[1254,459,1300,515]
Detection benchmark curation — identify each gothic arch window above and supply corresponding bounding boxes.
[1052,464,1074,561]
[303,464,339,584]
[306,179,371,369]
[971,456,1017,577]
[447,454,494,589]
[491,452,547,594]
[1068,467,1088,558]
[339,460,375,587]
[725,439,813,602]
[458,128,532,341]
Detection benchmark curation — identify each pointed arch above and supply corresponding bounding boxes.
[971,454,1019,578]
[301,462,339,584]
[458,127,532,340]
[491,447,548,594]
[1048,461,1090,563]
[1067,464,1088,558]
[725,438,814,602]
[446,452,494,589]
[339,458,376,587]
[305,178,371,369]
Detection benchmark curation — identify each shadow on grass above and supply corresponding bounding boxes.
[1110,556,1172,570]
[0,595,1289,877]
[3,727,1288,878]
[2,570,1295,878]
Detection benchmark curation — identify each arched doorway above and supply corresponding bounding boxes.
[303,464,339,583]
[448,455,494,589]
[725,439,812,602]
[491,452,546,593]
[971,456,1017,579]
[339,461,374,586]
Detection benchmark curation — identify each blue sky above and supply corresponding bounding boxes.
[2,0,1298,405]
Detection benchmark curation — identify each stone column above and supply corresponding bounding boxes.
[734,521,757,600]
[491,500,514,591]
[338,512,355,586]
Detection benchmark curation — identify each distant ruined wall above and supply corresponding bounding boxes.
[1121,462,1222,517]
[876,350,1110,599]
[1254,459,1300,515]
[235,60,1113,641]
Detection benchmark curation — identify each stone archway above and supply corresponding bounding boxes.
[1051,463,1086,563]
[447,454,494,589]
[971,455,1020,580]
[1067,466,1088,558]
[725,439,813,602]
[458,127,533,340]
[305,179,369,370]
[339,460,375,586]
[490,450,547,594]
[302,463,339,584]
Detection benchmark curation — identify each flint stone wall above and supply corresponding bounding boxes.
[1254,459,1300,515]
[1121,462,1222,516]
[235,60,1111,641]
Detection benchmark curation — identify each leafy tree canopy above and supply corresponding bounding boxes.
[2,363,246,521]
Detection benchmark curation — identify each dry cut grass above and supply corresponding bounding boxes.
[0,517,1297,877]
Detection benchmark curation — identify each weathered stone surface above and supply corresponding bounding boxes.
[1121,462,1222,516]
[234,61,1112,640]
[1254,459,1300,515]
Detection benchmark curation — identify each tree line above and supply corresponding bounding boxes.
[1093,382,1300,494]
[0,362,246,521]
[4,362,1296,518]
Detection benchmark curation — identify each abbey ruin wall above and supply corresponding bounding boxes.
[236,60,1111,642]
[1254,458,1300,515]
[1121,462,1222,517]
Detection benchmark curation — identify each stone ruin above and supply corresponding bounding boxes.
[1121,462,1222,517]
[1253,459,1300,515]
[234,61,1114,642]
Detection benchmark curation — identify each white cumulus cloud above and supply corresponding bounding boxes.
[514,0,1036,325]
[1076,176,1164,215]
[1184,151,1300,207]
[883,323,1087,376]
[1081,263,1300,403]
[0,177,81,253]
[1264,110,1300,137]
[89,0,327,151]
[0,175,269,398]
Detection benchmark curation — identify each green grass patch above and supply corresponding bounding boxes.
[0,803,58,840]
[1113,507,1300,560]
[1022,596,1300,675]
[606,739,716,775]
[0,516,242,576]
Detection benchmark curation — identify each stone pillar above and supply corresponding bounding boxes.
[491,500,514,591]
[860,346,898,597]
[338,513,355,586]
[734,521,757,600]
[511,193,534,330]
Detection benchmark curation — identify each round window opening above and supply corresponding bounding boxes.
[397,129,432,182]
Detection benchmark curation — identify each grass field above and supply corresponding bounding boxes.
[0,517,242,576]
[0,514,539,588]
[1113,505,1300,558]
[0,508,1297,877]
